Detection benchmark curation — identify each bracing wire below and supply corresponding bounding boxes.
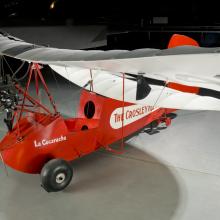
[13,63,31,82]
[64,66,78,117]
[152,80,169,109]
[49,67,63,114]
[0,56,5,83]
[50,67,60,91]
[11,61,26,79]
[0,56,1,72]
[2,56,13,75]
[0,151,8,176]
[1,55,30,82]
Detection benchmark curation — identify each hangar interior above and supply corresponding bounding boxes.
[1,1,220,220]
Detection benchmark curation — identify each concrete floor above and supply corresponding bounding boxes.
[1,77,220,220]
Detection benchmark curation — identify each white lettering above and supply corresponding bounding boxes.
[34,140,42,147]
[34,135,67,148]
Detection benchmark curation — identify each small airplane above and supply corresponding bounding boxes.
[0,32,220,192]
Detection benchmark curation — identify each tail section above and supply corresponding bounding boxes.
[168,34,199,48]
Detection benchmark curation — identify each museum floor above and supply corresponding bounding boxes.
[0,81,220,220]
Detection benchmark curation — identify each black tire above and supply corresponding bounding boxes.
[40,159,73,192]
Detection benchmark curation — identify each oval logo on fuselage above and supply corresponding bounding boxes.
[110,104,158,129]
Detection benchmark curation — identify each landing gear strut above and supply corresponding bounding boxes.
[145,113,176,135]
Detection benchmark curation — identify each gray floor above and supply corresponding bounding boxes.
[1,79,220,220]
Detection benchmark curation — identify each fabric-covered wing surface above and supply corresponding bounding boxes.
[50,65,220,111]
[1,32,220,111]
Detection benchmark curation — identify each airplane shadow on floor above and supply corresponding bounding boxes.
[0,144,184,220]
[64,142,183,220]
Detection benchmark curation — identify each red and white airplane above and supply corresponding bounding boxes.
[0,33,220,192]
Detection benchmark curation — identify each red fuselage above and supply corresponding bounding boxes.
[0,89,175,174]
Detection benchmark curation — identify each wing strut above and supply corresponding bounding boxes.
[105,72,125,154]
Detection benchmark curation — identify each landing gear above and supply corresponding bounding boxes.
[145,120,160,135]
[40,159,73,192]
[144,113,176,135]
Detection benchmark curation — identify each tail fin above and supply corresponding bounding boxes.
[168,34,199,48]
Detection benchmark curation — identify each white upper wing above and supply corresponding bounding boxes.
[1,32,220,111]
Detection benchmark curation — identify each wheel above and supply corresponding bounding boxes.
[40,159,73,192]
